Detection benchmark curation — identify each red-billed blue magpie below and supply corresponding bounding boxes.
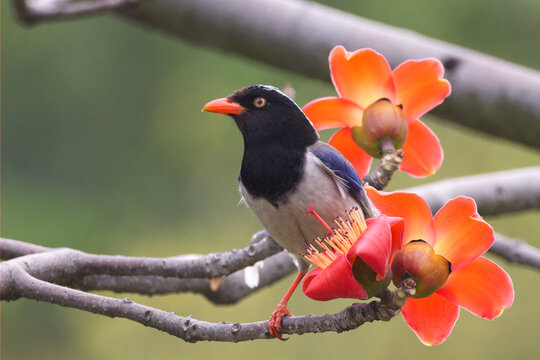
[203,85,375,339]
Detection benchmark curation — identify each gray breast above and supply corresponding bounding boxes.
[239,152,360,258]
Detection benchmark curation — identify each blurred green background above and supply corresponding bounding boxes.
[2,0,539,358]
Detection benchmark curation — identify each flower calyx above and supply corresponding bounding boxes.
[391,240,451,298]
[351,98,408,158]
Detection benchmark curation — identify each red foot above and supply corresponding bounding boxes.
[268,304,292,340]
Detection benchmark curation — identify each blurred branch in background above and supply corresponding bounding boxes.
[491,233,540,269]
[408,167,540,216]
[11,0,136,23]
[10,0,540,149]
[118,0,540,149]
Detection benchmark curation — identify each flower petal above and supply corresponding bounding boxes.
[400,119,443,178]
[365,187,435,246]
[437,257,514,319]
[433,197,494,270]
[401,293,460,346]
[328,127,372,177]
[347,216,392,278]
[302,256,368,301]
[393,59,451,120]
[388,216,405,257]
[302,97,363,130]
[329,46,396,108]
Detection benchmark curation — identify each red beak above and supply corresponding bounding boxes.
[202,97,245,115]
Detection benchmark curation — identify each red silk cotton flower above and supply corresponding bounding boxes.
[366,187,514,346]
[303,46,451,178]
[301,208,403,301]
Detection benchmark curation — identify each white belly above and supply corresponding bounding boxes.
[240,154,359,257]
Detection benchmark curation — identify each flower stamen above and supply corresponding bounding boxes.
[305,205,333,233]
[304,207,367,269]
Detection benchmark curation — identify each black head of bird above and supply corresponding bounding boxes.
[204,85,321,205]
[204,84,318,149]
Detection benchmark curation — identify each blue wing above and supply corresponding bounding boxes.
[310,141,373,216]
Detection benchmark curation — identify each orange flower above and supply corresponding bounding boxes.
[366,187,514,345]
[303,46,451,178]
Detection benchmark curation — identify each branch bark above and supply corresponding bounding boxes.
[73,251,296,304]
[0,259,416,342]
[0,236,283,299]
[111,0,540,149]
[491,233,540,269]
[364,149,404,190]
[2,167,539,304]
[10,0,540,148]
[406,167,540,216]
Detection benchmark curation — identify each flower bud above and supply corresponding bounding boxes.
[351,99,408,158]
[352,258,392,298]
[391,240,451,298]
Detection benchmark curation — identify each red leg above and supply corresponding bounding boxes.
[268,270,307,340]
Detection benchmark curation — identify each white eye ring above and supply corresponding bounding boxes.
[253,97,267,108]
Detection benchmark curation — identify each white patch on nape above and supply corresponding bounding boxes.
[258,84,286,97]
[244,260,265,289]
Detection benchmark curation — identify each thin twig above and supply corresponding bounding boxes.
[364,149,404,190]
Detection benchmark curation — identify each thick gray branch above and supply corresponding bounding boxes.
[406,167,540,216]
[0,236,282,297]
[2,166,539,303]
[1,262,416,342]
[111,0,540,149]
[74,251,296,304]
[491,233,540,269]
[10,0,540,148]
[1,239,50,259]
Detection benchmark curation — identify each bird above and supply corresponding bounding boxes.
[203,85,375,339]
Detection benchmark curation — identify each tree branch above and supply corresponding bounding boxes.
[0,236,283,299]
[73,251,296,304]
[10,0,540,148]
[1,238,50,259]
[1,260,416,342]
[364,149,404,190]
[1,167,539,342]
[108,0,540,149]
[1,167,539,301]
[491,233,540,269]
[12,0,137,24]
[406,167,540,216]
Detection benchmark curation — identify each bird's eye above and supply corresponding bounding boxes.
[253,97,267,108]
